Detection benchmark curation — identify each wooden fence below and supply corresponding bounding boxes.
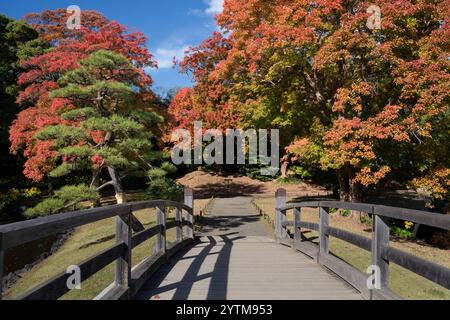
[0,188,194,300]
[274,188,450,300]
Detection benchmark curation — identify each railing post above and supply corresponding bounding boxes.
[371,214,390,296]
[156,204,166,254]
[318,205,329,263]
[115,206,132,297]
[0,250,4,300]
[175,207,183,243]
[293,207,301,245]
[0,231,3,300]
[275,188,286,241]
[184,188,194,240]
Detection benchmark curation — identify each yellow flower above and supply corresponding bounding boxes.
[404,221,414,230]
[24,187,41,197]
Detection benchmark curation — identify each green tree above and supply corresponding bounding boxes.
[36,50,164,204]
[0,14,42,177]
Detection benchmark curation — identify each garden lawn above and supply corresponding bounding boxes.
[253,197,450,300]
[5,199,211,300]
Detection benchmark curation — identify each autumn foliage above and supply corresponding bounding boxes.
[9,9,156,181]
[170,0,450,202]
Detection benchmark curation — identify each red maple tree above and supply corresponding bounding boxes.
[10,9,156,182]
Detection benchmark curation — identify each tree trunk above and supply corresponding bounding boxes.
[107,165,144,231]
[280,161,289,178]
[337,168,351,201]
[91,170,101,208]
[337,166,365,222]
[107,166,127,204]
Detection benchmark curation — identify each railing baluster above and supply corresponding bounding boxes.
[175,207,182,243]
[318,206,329,263]
[184,188,194,240]
[372,214,390,294]
[115,206,132,297]
[156,205,166,254]
[293,207,301,244]
[275,188,287,241]
[0,249,4,300]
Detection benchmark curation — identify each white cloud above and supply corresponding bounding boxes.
[205,0,224,15]
[187,9,204,17]
[154,45,191,69]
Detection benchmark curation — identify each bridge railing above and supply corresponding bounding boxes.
[274,188,450,300]
[0,188,194,300]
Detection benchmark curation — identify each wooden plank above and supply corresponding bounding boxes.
[320,201,373,213]
[279,202,320,211]
[275,188,287,240]
[184,188,194,239]
[374,206,450,230]
[130,200,191,213]
[293,240,319,259]
[326,226,372,252]
[298,221,319,231]
[372,215,390,289]
[155,205,166,254]
[166,220,179,230]
[0,249,4,300]
[182,220,193,228]
[115,211,131,296]
[282,220,294,227]
[137,238,362,301]
[18,242,125,300]
[371,287,402,300]
[95,284,129,300]
[0,204,130,250]
[175,207,182,242]
[318,252,370,299]
[318,207,329,261]
[130,252,165,297]
[131,225,162,248]
[285,220,320,231]
[130,239,192,297]
[385,246,450,290]
[293,208,301,243]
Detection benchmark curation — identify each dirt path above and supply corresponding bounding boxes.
[199,197,271,237]
[177,170,330,198]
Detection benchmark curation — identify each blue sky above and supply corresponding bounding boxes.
[0,0,224,95]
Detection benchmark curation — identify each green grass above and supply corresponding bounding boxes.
[276,177,304,185]
[5,198,211,300]
[254,197,450,300]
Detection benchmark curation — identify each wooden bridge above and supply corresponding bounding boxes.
[0,188,449,300]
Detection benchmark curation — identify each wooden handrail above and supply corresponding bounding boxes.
[0,188,195,300]
[274,188,450,300]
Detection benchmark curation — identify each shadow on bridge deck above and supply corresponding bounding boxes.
[134,197,363,300]
[135,235,362,300]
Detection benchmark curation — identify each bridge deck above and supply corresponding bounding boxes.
[135,197,363,300]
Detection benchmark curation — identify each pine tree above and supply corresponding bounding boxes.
[36,50,164,204]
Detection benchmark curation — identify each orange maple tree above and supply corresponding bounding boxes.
[169,0,449,202]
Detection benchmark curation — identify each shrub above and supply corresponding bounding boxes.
[391,226,415,240]
[142,165,184,201]
[0,187,42,215]
[145,177,184,201]
[25,184,99,218]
